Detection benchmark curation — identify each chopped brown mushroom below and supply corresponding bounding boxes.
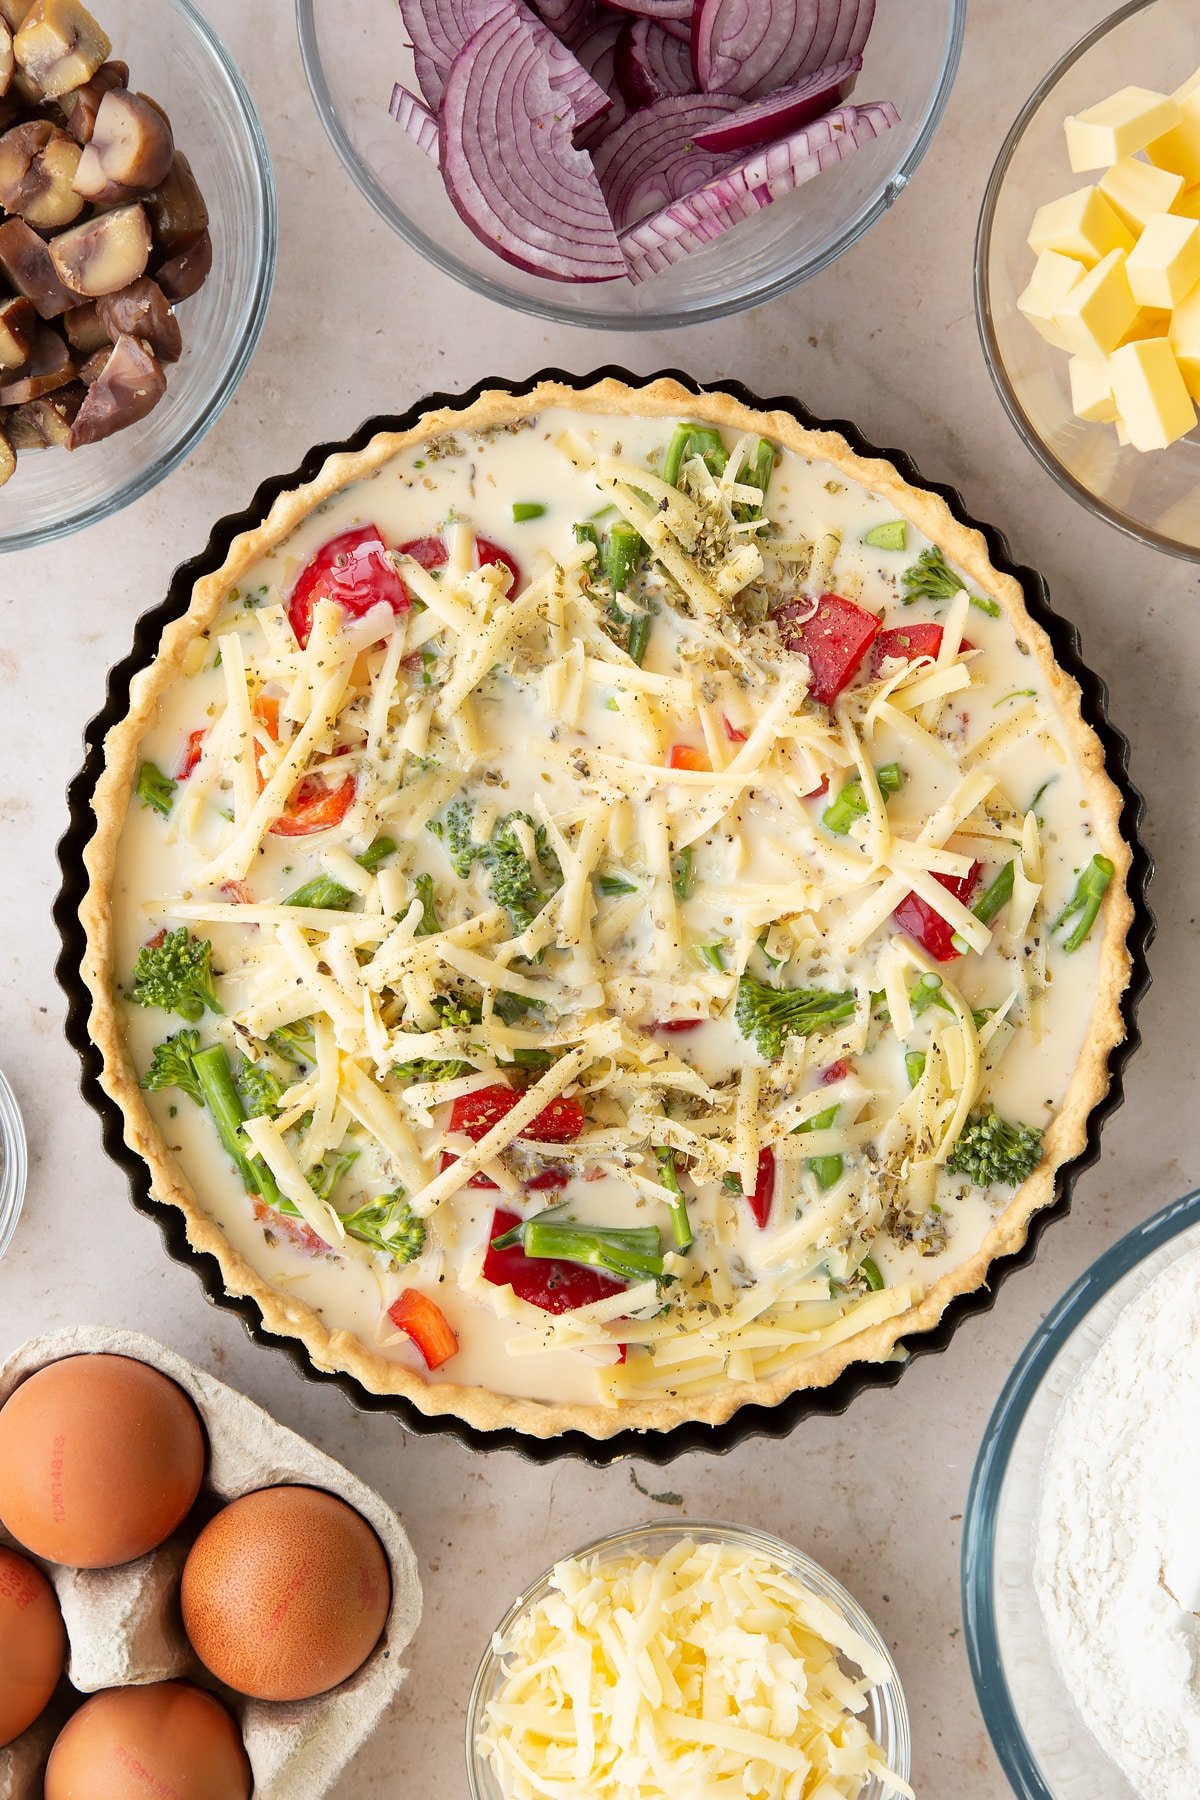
[61,295,105,351]
[49,199,149,295]
[6,375,79,444]
[144,147,207,252]
[0,292,35,365]
[72,85,170,199]
[0,316,72,402]
[58,53,123,143]
[96,274,179,362]
[13,0,110,100]
[0,214,75,315]
[0,421,14,485]
[154,225,210,302]
[76,339,103,381]
[0,0,30,32]
[0,117,82,225]
[0,18,13,96]
[67,329,162,446]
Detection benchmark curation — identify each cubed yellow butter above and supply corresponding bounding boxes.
[1028,186,1135,265]
[1174,187,1200,221]
[1065,86,1181,170]
[1107,337,1197,449]
[1126,212,1200,307]
[1146,67,1200,182]
[1017,249,1086,348]
[1053,249,1138,356]
[1168,278,1200,402]
[1068,355,1119,422]
[1122,306,1174,344]
[1098,157,1184,231]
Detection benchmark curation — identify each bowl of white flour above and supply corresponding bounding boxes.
[961,1186,1200,1800]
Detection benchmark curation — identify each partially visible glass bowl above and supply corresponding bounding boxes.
[962,1187,1200,1798]
[976,0,1200,562]
[0,0,276,554]
[466,1519,911,1799]
[0,1070,27,1261]
[297,0,964,330]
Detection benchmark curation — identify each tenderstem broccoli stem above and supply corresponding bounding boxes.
[822,763,902,836]
[574,522,601,557]
[626,610,651,666]
[1053,854,1114,952]
[655,1147,693,1250]
[357,837,397,873]
[860,1257,885,1291]
[662,422,727,487]
[192,1044,282,1210]
[512,502,546,522]
[973,860,1015,926]
[604,521,643,596]
[492,1218,665,1283]
[672,847,694,901]
[905,1050,927,1089]
[285,874,355,910]
[793,1103,842,1191]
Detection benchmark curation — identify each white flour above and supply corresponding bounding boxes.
[1035,1243,1200,1798]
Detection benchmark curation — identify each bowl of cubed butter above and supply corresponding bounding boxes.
[976,0,1200,560]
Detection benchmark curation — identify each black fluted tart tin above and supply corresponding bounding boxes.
[53,365,1155,1467]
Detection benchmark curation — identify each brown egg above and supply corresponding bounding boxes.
[0,1546,66,1746]
[44,1681,250,1800]
[0,1354,206,1568]
[181,1485,391,1701]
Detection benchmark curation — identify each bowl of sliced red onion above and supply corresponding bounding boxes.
[297,0,965,327]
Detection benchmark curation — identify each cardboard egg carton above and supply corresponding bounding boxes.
[0,1326,422,1800]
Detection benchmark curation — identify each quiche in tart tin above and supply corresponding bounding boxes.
[79,375,1134,1441]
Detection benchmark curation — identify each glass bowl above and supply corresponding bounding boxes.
[465,1519,911,1798]
[962,1187,1200,1798]
[976,0,1200,562]
[0,0,277,554]
[0,1069,27,1260]
[297,0,965,329]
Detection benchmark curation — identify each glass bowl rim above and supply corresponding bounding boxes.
[0,1068,28,1261]
[464,1516,912,1797]
[973,0,1200,566]
[295,0,967,331]
[960,1183,1200,1798]
[0,0,278,556]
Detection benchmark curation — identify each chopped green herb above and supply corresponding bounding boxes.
[596,872,638,897]
[695,942,726,973]
[135,761,176,818]
[512,501,546,522]
[995,688,1037,706]
[860,1257,885,1292]
[672,847,694,901]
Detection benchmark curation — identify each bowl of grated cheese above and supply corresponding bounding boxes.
[963,1185,1200,1800]
[466,1520,912,1800]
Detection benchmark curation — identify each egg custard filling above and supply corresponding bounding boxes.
[83,379,1132,1437]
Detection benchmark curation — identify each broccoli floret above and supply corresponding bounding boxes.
[135,761,177,818]
[341,1190,425,1264]
[393,1055,472,1083]
[947,1107,1043,1188]
[235,1057,285,1119]
[734,975,856,1061]
[427,799,478,878]
[267,1019,315,1066]
[129,929,222,1023]
[479,810,562,933]
[308,1147,359,1204]
[901,546,1001,618]
[140,1029,204,1105]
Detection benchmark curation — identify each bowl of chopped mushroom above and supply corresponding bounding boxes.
[0,0,276,551]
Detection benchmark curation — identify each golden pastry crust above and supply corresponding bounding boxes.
[80,376,1135,1440]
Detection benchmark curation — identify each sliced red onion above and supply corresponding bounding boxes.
[693,0,858,98]
[826,0,875,64]
[691,55,860,152]
[620,100,899,279]
[614,17,695,109]
[571,13,627,146]
[398,0,609,124]
[604,0,691,18]
[592,93,740,229]
[440,11,627,280]
[388,83,441,163]
[535,0,592,38]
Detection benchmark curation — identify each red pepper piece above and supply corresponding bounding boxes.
[481,1208,626,1315]
[395,533,520,607]
[252,1199,326,1257]
[893,863,982,962]
[269,773,356,838]
[822,1058,852,1085]
[774,592,881,707]
[653,1018,704,1033]
[177,728,206,779]
[220,881,252,905]
[741,1146,775,1230]
[723,716,748,743]
[386,1289,459,1369]
[804,775,830,800]
[667,743,710,772]
[448,1083,584,1144]
[287,524,411,649]
[526,1164,571,1190]
[871,623,974,675]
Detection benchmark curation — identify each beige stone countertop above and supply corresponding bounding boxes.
[0,0,1190,1794]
